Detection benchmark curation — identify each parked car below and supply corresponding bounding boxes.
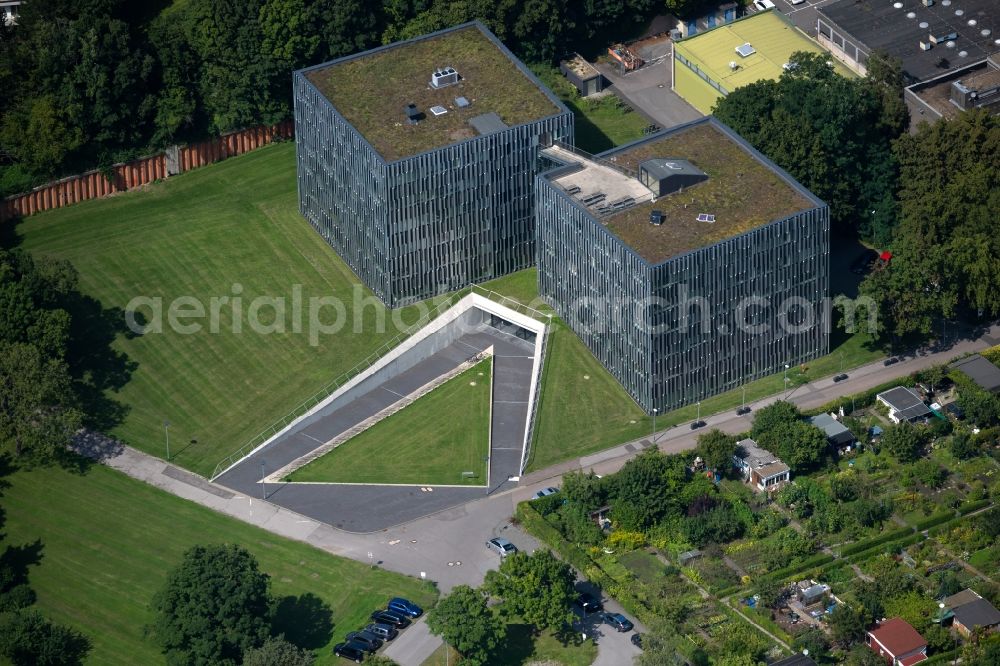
[486,537,517,557]
[752,0,775,9]
[364,622,398,641]
[533,486,559,499]
[603,612,634,632]
[370,609,410,629]
[388,597,423,618]
[574,593,603,616]
[345,631,382,652]
[333,642,366,662]
[631,632,643,648]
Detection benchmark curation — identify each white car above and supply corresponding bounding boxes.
[486,537,518,557]
[753,0,775,9]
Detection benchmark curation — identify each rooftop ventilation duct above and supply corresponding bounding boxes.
[405,103,420,124]
[430,67,459,88]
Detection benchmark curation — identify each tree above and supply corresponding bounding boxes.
[560,470,609,513]
[958,388,1000,427]
[696,429,736,473]
[426,585,504,666]
[845,643,886,666]
[0,610,91,666]
[484,550,575,631]
[880,422,924,463]
[753,578,785,609]
[792,627,830,661]
[908,459,947,488]
[242,637,313,666]
[948,432,979,460]
[637,618,686,666]
[151,544,272,665]
[755,419,828,473]
[609,449,684,530]
[827,603,866,647]
[750,401,801,438]
[883,591,936,633]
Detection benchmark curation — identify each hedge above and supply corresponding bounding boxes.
[958,499,991,516]
[922,648,960,664]
[844,532,923,564]
[766,553,836,583]
[915,511,957,531]
[837,527,914,557]
[805,377,916,418]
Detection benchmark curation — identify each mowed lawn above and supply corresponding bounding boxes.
[290,358,492,486]
[15,142,438,477]
[1,463,436,665]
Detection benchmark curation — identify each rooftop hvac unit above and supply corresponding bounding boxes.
[650,210,664,226]
[929,31,957,44]
[922,0,933,6]
[920,40,933,50]
[430,67,459,88]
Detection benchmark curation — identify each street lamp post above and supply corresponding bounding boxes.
[164,420,170,461]
[696,401,701,424]
[783,363,790,399]
[260,460,266,500]
[741,384,746,413]
[652,408,658,443]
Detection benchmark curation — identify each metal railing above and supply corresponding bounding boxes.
[209,292,465,480]
[520,320,552,475]
[550,140,639,179]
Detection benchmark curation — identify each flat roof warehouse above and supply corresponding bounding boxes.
[818,0,1000,82]
[302,24,563,161]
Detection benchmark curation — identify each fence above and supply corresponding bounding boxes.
[0,120,294,221]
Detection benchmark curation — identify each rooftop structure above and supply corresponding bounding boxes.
[673,11,855,113]
[866,617,928,665]
[809,413,855,446]
[303,24,561,161]
[944,588,1000,637]
[907,54,1000,120]
[877,386,932,423]
[547,122,813,264]
[950,354,1000,393]
[536,117,829,414]
[772,655,818,666]
[294,22,572,307]
[817,0,1000,82]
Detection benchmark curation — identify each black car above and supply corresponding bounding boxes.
[370,609,410,629]
[333,642,365,662]
[345,631,383,652]
[574,593,603,616]
[603,612,634,632]
[631,632,643,648]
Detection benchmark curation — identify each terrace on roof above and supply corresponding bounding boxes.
[302,23,561,161]
[547,121,815,264]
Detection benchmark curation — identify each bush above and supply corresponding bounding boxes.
[607,530,646,551]
[915,512,956,531]
[958,498,991,515]
[838,527,914,557]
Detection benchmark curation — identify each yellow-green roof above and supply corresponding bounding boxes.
[674,12,854,106]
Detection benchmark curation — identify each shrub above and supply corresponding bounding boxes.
[607,530,646,551]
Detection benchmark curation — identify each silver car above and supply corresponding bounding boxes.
[486,537,517,557]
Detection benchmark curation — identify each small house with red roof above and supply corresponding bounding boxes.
[866,617,927,665]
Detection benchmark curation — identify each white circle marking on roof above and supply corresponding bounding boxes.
[893,1,902,7]
[958,50,968,57]
[981,29,991,37]
[941,0,950,5]
[906,11,916,17]
[919,21,929,27]
[946,40,956,47]
[967,19,976,26]
[954,8,964,15]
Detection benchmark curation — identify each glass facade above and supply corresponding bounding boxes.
[537,118,830,414]
[293,24,574,308]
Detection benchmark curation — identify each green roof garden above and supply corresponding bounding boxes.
[602,122,815,264]
[304,24,562,162]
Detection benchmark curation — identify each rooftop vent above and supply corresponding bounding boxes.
[650,210,664,226]
[930,31,957,44]
[429,105,448,116]
[455,96,470,108]
[735,43,756,57]
[729,61,739,71]
[922,0,934,5]
[430,67,459,88]
[405,103,420,124]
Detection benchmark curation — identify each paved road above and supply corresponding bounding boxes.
[215,326,534,532]
[595,55,703,130]
[77,320,999,666]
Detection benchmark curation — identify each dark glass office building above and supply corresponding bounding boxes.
[294,22,574,307]
[537,117,830,413]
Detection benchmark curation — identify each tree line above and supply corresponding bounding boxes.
[0,0,659,197]
[713,52,999,345]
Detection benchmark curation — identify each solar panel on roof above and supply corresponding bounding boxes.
[696,213,716,223]
[735,43,756,57]
[429,105,448,116]
[455,96,470,107]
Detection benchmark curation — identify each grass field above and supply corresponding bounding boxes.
[289,358,492,486]
[0,462,436,665]
[13,142,442,477]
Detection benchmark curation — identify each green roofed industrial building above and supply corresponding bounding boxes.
[672,11,855,114]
